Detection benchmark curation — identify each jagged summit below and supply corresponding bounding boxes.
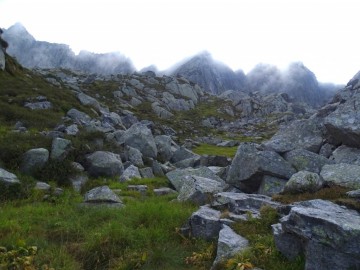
[170,51,247,95]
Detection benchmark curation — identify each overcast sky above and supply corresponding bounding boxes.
[0,0,359,84]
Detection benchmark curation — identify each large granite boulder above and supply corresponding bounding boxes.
[188,205,222,240]
[155,135,176,162]
[120,165,141,182]
[324,88,360,148]
[283,171,323,194]
[166,166,225,192]
[83,186,124,207]
[330,145,360,165]
[177,175,225,205]
[226,143,296,193]
[121,123,157,158]
[85,151,124,178]
[125,146,144,167]
[258,175,287,196]
[66,108,91,125]
[20,148,49,175]
[170,147,199,164]
[77,92,101,112]
[272,199,360,269]
[320,163,360,189]
[0,168,20,185]
[50,137,72,160]
[283,148,333,174]
[213,225,249,266]
[263,119,324,154]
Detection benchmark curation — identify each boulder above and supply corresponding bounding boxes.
[283,148,333,174]
[66,108,91,125]
[24,101,52,110]
[213,225,249,266]
[34,181,51,191]
[77,92,101,111]
[170,147,199,163]
[319,143,336,158]
[155,135,176,162]
[258,175,287,196]
[152,102,174,119]
[272,199,360,270]
[263,119,324,153]
[50,137,72,160]
[127,185,148,193]
[120,165,141,181]
[121,123,157,159]
[85,151,124,178]
[346,189,360,198]
[320,163,360,189]
[20,148,49,175]
[0,168,20,185]
[283,171,323,194]
[153,187,177,196]
[0,47,5,70]
[324,89,360,148]
[177,175,225,205]
[211,192,280,215]
[84,185,123,205]
[330,145,360,165]
[173,156,201,169]
[166,166,225,192]
[226,143,296,193]
[125,146,144,167]
[188,205,222,240]
[139,167,154,178]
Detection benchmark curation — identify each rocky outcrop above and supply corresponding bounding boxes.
[273,199,360,270]
[226,143,296,193]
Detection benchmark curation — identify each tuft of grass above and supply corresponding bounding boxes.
[192,144,238,158]
[216,206,305,270]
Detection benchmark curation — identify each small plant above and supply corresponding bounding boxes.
[185,243,215,269]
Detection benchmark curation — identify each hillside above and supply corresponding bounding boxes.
[1,31,360,270]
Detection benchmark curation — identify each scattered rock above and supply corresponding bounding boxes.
[20,148,49,175]
[120,165,141,182]
[139,167,154,178]
[258,175,287,196]
[320,163,360,189]
[153,187,177,196]
[83,186,124,207]
[50,137,72,160]
[283,171,323,194]
[85,151,124,178]
[0,168,20,185]
[330,145,360,165]
[188,205,222,240]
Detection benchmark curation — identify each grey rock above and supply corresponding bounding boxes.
[320,163,360,189]
[20,148,49,175]
[216,140,239,147]
[346,189,360,198]
[66,108,91,125]
[34,181,51,191]
[213,225,249,266]
[152,160,165,176]
[70,174,88,192]
[177,175,225,205]
[283,148,333,174]
[84,185,123,204]
[101,112,124,129]
[273,199,360,270]
[127,185,148,193]
[166,166,225,191]
[121,113,138,129]
[0,168,20,185]
[208,166,228,181]
[331,145,360,165]
[24,101,52,110]
[120,165,141,181]
[0,47,5,70]
[139,167,154,178]
[263,119,324,153]
[170,147,199,163]
[85,151,124,178]
[50,137,72,160]
[173,156,201,169]
[130,97,142,107]
[258,175,287,196]
[151,102,174,119]
[284,171,323,194]
[126,146,144,167]
[319,143,336,158]
[189,205,222,240]
[65,124,79,135]
[77,92,101,111]
[165,79,200,103]
[211,192,280,215]
[226,143,296,193]
[155,135,176,162]
[153,187,177,196]
[121,123,157,159]
[324,88,360,148]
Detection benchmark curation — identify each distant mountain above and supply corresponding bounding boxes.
[170,51,247,95]
[246,62,341,107]
[3,23,135,74]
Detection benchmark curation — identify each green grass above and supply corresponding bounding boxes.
[0,186,214,270]
[192,144,238,158]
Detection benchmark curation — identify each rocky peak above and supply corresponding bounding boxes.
[170,51,246,95]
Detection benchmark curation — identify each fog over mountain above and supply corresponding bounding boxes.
[3,23,135,74]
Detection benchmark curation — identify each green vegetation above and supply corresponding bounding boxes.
[0,178,215,270]
[192,144,238,158]
[215,206,305,270]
